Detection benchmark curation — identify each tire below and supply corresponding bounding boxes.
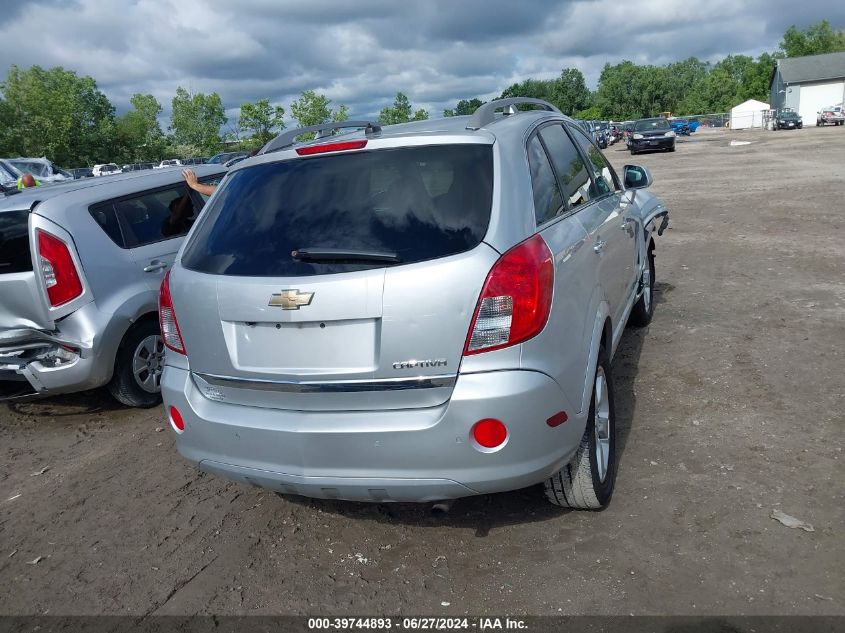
[668,144,676,152]
[545,352,616,509]
[629,249,655,327]
[107,319,165,408]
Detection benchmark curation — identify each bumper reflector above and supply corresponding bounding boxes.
[472,418,508,449]
[169,406,185,433]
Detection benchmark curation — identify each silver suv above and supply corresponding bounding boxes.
[0,166,225,406]
[161,99,669,508]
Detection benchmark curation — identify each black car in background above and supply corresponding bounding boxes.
[69,167,94,179]
[774,111,803,130]
[629,118,676,154]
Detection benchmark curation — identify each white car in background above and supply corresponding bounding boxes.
[155,159,183,169]
[92,163,122,177]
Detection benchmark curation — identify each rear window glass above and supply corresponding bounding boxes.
[182,144,494,277]
[0,210,33,273]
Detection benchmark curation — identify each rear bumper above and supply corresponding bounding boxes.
[162,366,586,502]
[0,302,127,400]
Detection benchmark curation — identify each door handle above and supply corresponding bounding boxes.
[143,260,168,273]
[593,239,607,254]
[619,219,630,230]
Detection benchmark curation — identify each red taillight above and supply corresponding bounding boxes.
[37,230,83,307]
[296,140,368,155]
[169,406,185,433]
[159,271,186,355]
[472,419,508,449]
[464,234,554,355]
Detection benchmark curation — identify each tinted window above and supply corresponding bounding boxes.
[538,124,592,212]
[568,125,619,196]
[0,210,33,273]
[182,145,493,277]
[88,203,125,246]
[114,187,197,247]
[527,135,564,226]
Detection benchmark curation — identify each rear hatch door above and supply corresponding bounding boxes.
[174,141,496,411]
[0,207,53,331]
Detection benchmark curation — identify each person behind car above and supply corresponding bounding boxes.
[17,173,41,189]
[161,194,195,238]
[182,169,217,197]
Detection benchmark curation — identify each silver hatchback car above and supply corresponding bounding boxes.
[0,166,225,406]
[161,99,669,508]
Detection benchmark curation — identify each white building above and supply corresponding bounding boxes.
[730,99,770,129]
[769,51,845,123]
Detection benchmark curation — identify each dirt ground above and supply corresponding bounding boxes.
[1,126,843,617]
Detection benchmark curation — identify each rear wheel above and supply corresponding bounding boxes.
[108,320,165,408]
[629,249,655,327]
[545,352,616,509]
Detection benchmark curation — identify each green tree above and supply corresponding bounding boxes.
[239,98,285,146]
[500,71,593,116]
[332,104,350,123]
[662,57,709,114]
[379,92,410,124]
[290,90,348,128]
[550,68,593,115]
[500,78,558,110]
[114,93,165,162]
[779,20,845,57]
[0,65,115,166]
[169,87,227,154]
[378,92,429,124]
[454,98,485,115]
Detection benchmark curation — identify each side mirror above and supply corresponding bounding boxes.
[623,165,654,190]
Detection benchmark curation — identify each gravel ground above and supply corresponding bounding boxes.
[0,125,843,616]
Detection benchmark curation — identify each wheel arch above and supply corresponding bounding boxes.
[579,304,612,415]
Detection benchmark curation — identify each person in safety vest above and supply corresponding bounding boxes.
[16,174,41,189]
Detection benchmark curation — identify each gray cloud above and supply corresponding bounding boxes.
[1,0,843,124]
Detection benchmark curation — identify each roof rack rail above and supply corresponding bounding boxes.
[465,98,562,131]
[260,121,382,154]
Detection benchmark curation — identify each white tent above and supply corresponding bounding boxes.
[730,99,770,129]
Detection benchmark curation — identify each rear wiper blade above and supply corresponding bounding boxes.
[291,247,401,264]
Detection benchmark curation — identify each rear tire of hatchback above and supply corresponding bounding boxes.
[108,320,165,408]
[544,352,616,509]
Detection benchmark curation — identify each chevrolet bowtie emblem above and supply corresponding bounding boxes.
[268,289,314,310]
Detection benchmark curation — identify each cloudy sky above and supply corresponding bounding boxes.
[2,0,844,127]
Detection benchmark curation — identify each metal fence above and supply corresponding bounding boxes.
[685,113,730,128]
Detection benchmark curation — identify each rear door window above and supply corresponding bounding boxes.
[112,186,197,247]
[182,144,494,277]
[538,124,592,213]
[88,203,125,246]
[568,125,620,196]
[526,135,564,225]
